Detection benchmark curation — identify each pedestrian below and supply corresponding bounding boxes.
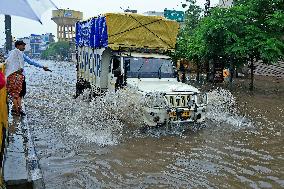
[5,40,49,116]
[0,68,5,90]
[0,53,5,90]
[223,68,230,83]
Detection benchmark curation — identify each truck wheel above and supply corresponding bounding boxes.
[75,79,85,98]
[75,79,91,98]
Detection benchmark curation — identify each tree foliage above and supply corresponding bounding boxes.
[175,0,284,88]
[41,41,71,60]
[227,0,284,63]
[173,0,203,63]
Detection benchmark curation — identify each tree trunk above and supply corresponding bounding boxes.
[196,63,200,82]
[229,60,233,89]
[205,61,209,81]
[249,58,254,91]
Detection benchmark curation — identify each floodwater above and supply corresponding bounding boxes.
[23,61,283,189]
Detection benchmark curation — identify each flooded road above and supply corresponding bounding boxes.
[23,61,283,189]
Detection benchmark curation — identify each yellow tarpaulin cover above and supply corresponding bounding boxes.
[105,13,179,51]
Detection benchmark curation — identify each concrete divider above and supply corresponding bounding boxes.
[3,109,44,189]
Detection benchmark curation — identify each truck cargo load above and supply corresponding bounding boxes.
[76,13,179,51]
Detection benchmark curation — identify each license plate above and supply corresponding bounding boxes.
[169,111,191,118]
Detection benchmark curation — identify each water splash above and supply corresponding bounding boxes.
[206,88,253,129]
[65,87,254,145]
[63,88,147,146]
[25,61,253,146]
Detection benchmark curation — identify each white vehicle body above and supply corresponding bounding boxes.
[77,47,207,127]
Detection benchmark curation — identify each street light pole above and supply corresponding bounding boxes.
[204,0,211,82]
[5,15,12,54]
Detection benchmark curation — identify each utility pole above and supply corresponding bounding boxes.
[5,15,12,54]
[204,0,211,82]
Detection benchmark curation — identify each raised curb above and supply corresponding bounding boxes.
[3,110,45,189]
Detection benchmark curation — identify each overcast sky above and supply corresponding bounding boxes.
[0,0,219,47]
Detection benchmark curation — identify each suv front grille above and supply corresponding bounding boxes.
[165,94,193,108]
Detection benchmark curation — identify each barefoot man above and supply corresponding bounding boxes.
[5,40,49,116]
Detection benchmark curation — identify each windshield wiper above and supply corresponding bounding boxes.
[137,62,145,79]
[157,63,163,79]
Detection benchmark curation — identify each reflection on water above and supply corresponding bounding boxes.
[24,61,284,189]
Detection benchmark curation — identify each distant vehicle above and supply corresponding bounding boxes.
[75,13,207,127]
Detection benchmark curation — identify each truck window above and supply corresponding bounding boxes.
[125,57,175,78]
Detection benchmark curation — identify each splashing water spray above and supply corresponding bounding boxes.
[64,87,252,146]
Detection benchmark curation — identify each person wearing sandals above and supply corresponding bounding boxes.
[5,40,49,116]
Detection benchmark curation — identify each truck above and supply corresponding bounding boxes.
[75,13,207,127]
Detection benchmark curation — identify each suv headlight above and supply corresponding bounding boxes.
[196,93,207,105]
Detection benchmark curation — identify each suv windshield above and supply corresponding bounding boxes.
[124,57,175,78]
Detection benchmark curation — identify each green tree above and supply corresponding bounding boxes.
[184,0,284,89]
[227,0,284,89]
[41,41,71,61]
[173,0,203,80]
[174,0,203,59]
[182,0,203,34]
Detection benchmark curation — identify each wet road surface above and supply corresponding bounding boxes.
[22,61,283,189]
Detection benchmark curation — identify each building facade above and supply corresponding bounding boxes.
[30,34,42,57]
[51,9,83,42]
[219,0,234,7]
[143,9,185,24]
[143,11,164,17]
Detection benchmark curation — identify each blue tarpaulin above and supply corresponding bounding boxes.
[76,16,108,48]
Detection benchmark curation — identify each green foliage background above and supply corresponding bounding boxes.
[175,0,284,68]
[41,41,71,60]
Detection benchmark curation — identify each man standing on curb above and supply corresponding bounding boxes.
[5,40,50,116]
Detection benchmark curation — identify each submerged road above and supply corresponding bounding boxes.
[19,60,284,189]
